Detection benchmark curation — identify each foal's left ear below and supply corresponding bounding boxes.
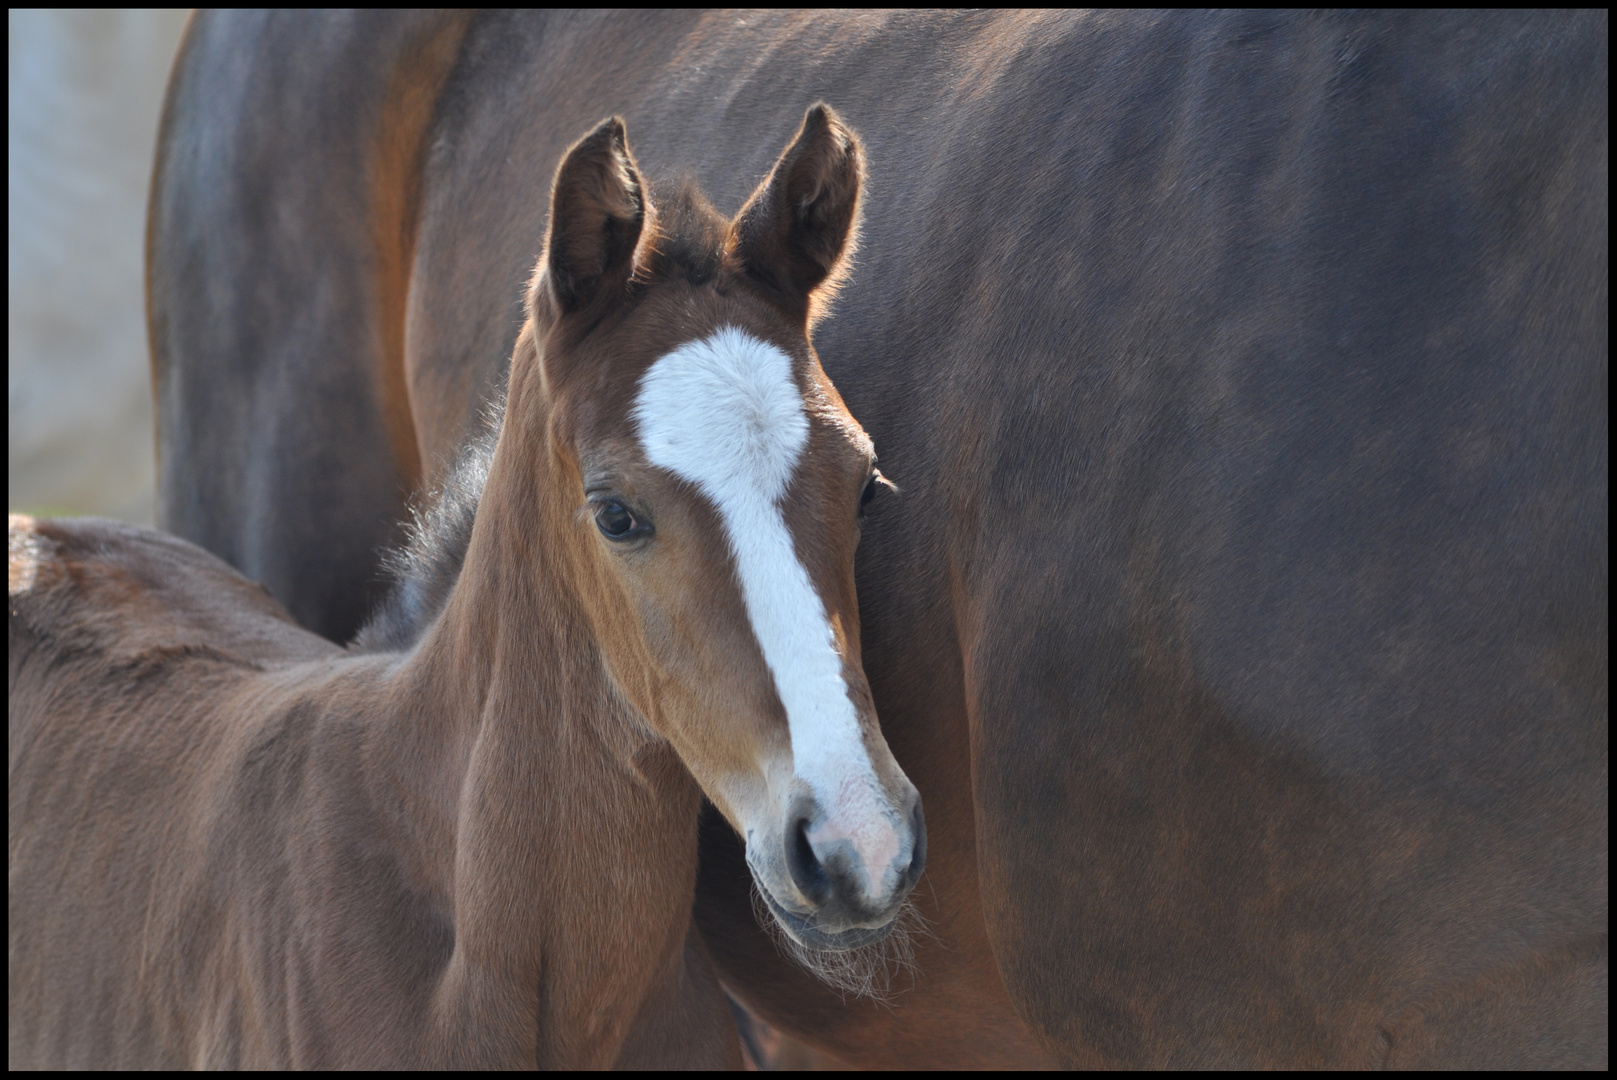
[540,117,646,314]
[730,103,864,322]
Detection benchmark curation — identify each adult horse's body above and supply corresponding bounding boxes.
[150,10,1607,1068]
[15,109,923,1067]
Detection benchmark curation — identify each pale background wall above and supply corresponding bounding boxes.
[9,9,191,525]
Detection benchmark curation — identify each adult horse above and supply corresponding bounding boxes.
[14,111,923,1067]
[149,11,1608,1068]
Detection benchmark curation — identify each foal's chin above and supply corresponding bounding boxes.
[751,881,922,1001]
[757,886,901,953]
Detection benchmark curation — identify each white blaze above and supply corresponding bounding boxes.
[633,327,893,879]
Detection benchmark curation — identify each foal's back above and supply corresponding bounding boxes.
[9,515,345,1067]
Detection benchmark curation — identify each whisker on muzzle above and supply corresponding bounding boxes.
[750,883,934,1004]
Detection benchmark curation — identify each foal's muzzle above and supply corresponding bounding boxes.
[756,791,926,949]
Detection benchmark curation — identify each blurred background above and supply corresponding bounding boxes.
[9,9,190,525]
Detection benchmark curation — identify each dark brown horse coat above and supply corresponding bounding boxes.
[148,11,1606,1068]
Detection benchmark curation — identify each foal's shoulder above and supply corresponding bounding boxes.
[9,514,336,673]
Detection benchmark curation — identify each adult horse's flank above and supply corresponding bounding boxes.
[149,10,1607,1069]
[9,108,923,1068]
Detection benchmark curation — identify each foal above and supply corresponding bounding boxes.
[9,106,922,1068]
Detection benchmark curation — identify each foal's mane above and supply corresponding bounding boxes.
[353,179,732,654]
[353,391,501,653]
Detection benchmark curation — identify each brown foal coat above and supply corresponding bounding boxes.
[147,10,1606,1069]
[8,506,730,1068]
[11,108,897,1068]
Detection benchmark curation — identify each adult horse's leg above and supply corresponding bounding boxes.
[149,10,472,642]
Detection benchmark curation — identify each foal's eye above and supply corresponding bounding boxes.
[859,471,882,514]
[594,501,644,540]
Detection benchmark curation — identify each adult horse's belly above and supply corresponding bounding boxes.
[150,9,1608,1067]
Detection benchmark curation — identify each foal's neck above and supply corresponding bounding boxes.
[375,378,702,1065]
[402,374,676,798]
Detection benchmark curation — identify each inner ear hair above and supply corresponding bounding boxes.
[543,117,648,312]
[730,103,865,320]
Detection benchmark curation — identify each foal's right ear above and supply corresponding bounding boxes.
[730,103,864,323]
[539,118,646,314]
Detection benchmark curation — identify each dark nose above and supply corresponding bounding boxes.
[904,795,927,888]
[782,793,927,925]
[785,811,833,906]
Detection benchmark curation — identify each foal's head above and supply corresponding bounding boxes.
[516,106,923,955]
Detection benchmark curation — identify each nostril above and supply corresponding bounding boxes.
[904,797,928,888]
[785,816,831,905]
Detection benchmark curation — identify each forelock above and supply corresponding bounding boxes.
[641,178,730,287]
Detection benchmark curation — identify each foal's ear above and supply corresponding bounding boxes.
[540,117,646,314]
[730,103,864,321]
